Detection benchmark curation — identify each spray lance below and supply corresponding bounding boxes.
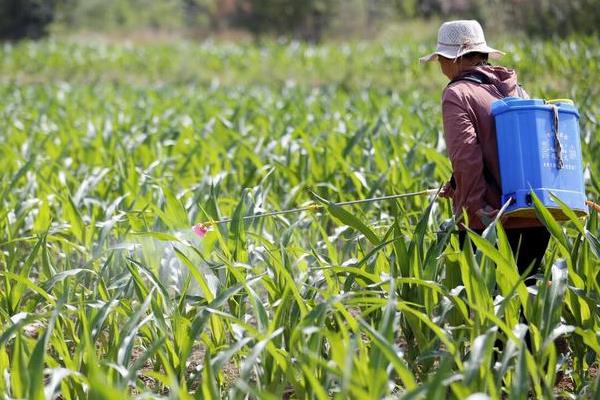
[192,189,600,238]
[192,188,438,237]
[190,187,600,238]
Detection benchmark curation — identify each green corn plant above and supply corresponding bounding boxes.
[0,36,599,399]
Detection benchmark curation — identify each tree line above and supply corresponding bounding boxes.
[1,0,598,41]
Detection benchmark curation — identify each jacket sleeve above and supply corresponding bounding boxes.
[442,88,489,217]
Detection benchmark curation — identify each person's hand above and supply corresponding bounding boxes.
[476,205,506,226]
[440,181,454,199]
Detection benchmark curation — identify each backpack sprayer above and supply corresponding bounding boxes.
[492,97,589,219]
[192,97,599,236]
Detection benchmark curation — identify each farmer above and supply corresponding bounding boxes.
[420,20,549,277]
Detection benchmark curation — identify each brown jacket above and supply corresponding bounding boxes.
[442,65,541,230]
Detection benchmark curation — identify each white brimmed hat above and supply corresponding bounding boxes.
[419,20,505,63]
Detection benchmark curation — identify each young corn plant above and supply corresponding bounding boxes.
[0,37,599,399]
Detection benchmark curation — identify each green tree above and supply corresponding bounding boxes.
[182,0,220,31]
[391,0,600,38]
[234,0,339,42]
[0,0,58,40]
[505,0,600,37]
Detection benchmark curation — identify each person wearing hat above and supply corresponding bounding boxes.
[421,20,549,277]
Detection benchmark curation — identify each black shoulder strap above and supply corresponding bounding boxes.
[450,71,526,99]
[448,71,490,86]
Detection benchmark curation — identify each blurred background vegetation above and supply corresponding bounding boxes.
[1,0,599,42]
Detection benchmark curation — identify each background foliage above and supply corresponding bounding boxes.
[0,0,58,39]
[3,0,600,41]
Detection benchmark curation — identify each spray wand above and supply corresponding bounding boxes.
[191,190,600,238]
[192,188,438,237]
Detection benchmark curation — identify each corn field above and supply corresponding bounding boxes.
[1,37,600,399]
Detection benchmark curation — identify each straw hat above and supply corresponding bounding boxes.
[419,20,505,63]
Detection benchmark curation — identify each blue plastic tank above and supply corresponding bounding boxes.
[491,97,587,219]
